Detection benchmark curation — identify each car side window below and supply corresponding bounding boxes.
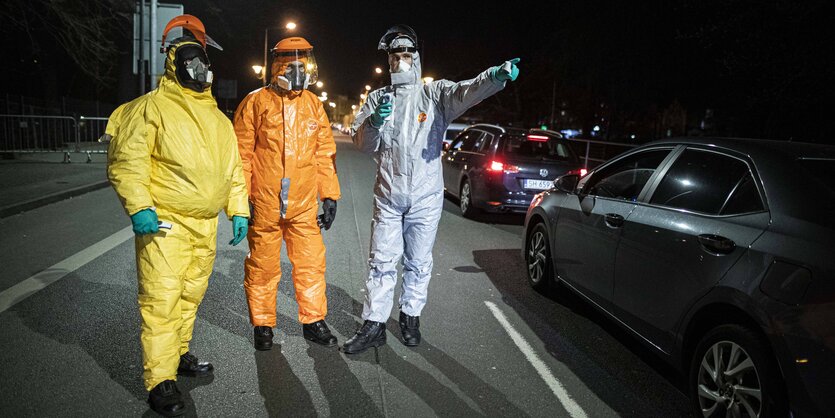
[649,149,758,215]
[477,133,495,153]
[584,150,670,201]
[454,131,483,152]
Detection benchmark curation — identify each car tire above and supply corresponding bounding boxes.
[459,179,479,218]
[689,324,788,418]
[526,223,554,291]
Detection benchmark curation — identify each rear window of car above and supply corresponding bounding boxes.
[500,135,577,162]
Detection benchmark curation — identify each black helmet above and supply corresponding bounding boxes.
[378,24,419,53]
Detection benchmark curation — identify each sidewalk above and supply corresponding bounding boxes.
[0,152,110,218]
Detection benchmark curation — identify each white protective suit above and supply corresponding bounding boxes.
[352,51,508,322]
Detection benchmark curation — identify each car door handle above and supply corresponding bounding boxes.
[698,234,736,255]
[604,213,624,228]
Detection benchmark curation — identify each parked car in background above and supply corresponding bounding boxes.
[442,124,585,217]
[443,122,469,147]
[524,137,835,417]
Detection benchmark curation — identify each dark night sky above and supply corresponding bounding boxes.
[186,0,558,98]
[3,0,833,141]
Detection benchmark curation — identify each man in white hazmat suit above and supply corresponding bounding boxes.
[343,24,520,354]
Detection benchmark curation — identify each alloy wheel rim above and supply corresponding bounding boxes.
[697,340,762,418]
[461,183,470,213]
[527,231,546,283]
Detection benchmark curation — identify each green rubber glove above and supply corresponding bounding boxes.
[491,58,521,82]
[369,102,393,128]
[130,208,159,235]
[229,215,248,246]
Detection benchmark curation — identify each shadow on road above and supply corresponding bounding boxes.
[472,248,690,417]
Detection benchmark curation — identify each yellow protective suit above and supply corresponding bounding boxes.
[107,40,249,391]
[234,56,340,327]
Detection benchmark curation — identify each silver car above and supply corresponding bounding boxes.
[524,137,834,417]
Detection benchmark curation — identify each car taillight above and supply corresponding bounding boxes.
[566,168,588,177]
[487,160,519,173]
[527,134,549,142]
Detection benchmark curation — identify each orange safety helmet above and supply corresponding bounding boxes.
[160,14,223,52]
[270,37,318,87]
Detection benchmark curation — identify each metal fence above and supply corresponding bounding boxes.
[565,137,637,169]
[1,114,109,162]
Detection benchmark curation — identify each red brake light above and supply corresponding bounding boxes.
[567,168,588,177]
[487,160,518,173]
[527,134,549,142]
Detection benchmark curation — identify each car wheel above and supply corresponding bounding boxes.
[460,179,478,218]
[526,223,554,290]
[689,324,788,418]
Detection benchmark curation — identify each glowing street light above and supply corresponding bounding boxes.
[286,22,297,30]
[360,93,367,100]
[321,91,328,97]
[316,81,324,88]
[365,85,371,91]
[252,65,264,77]
[374,67,383,74]
[328,102,336,108]
[351,105,357,110]
[422,77,434,84]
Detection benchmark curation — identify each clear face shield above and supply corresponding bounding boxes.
[272,49,319,91]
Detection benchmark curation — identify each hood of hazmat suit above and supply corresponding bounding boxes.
[233,36,340,327]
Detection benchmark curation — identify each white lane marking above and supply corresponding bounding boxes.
[0,226,134,313]
[484,300,588,418]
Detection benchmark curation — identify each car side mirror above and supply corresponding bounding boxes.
[443,142,451,152]
[554,174,580,194]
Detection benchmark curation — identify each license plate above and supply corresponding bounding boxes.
[523,179,553,190]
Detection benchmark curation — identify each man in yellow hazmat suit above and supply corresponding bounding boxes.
[107,15,249,417]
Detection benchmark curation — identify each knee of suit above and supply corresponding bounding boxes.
[403,257,433,274]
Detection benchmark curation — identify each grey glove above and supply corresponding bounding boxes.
[317,198,337,230]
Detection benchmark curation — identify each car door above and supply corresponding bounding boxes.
[552,148,675,309]
[613,147,769,353]
[442,130,484,196]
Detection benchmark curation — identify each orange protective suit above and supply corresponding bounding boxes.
[233,44,340,327]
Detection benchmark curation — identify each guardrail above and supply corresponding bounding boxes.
[564,137,637,169]
[1,114,109,162]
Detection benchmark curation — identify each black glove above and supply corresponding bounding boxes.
[248,201,255,226]
[317,198,337,230]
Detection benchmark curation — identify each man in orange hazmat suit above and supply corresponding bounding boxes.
[233,37,341,350]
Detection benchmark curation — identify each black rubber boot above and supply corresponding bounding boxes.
[177,352,213,377]
[147,380,186,417]
[399,311,421,347]
[254,326,274,351]
[303,320,338,347]
[342,320,386,354]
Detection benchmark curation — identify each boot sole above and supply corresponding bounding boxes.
[403,340,420,347]
[254,343,273,351]
[304,334,338,347]
[177,369,213,377]
[147,401,187,417]
[341,338,386,354]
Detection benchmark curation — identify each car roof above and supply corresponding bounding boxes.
[642,136,835,160]
[467,123,562,138]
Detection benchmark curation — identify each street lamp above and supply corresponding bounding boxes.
[262,21,299,86]
[316,81,324,88]
[374,67,383,74]
[328,102,336,108]
[422,77,434,84]
[252,65,264,80]
[365,85,371,91]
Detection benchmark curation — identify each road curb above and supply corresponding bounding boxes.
[0,180,111,219]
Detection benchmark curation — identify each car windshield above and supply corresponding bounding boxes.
[500,135,577,162]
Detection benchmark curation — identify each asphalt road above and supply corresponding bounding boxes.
[0,133,690,417]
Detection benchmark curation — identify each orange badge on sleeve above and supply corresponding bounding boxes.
[418,112,427,122]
